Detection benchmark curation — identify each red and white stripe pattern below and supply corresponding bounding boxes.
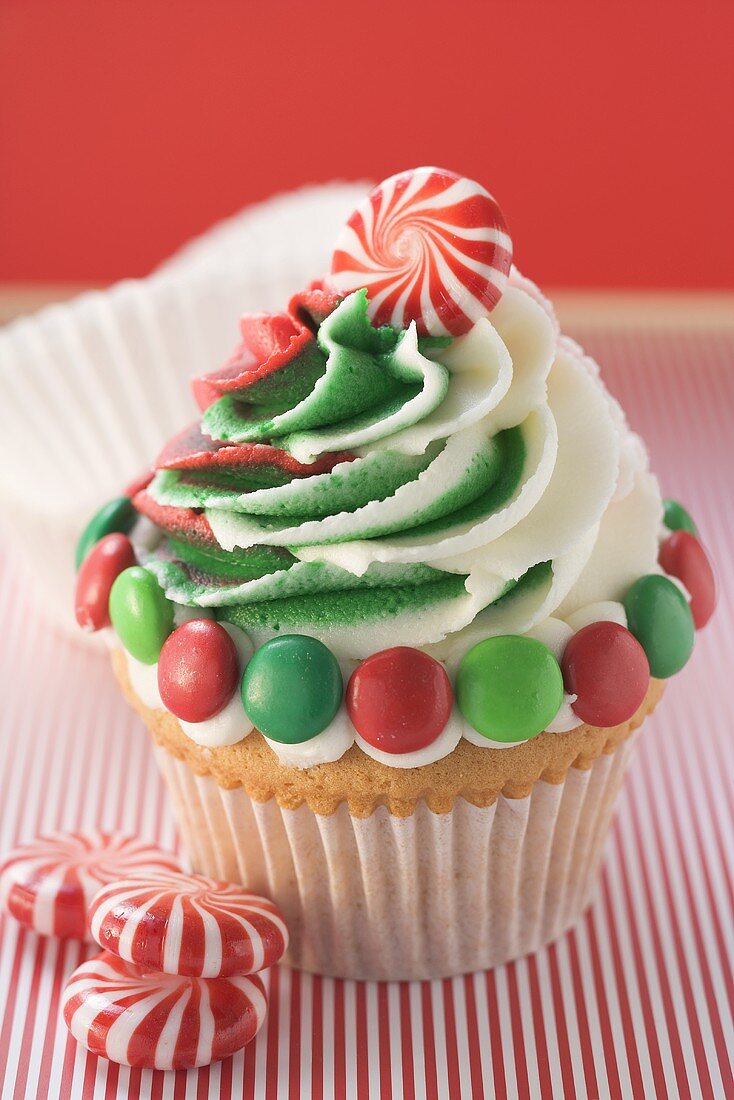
[0,832,180,941]
[89,871,288,978]
[62,951,267,1070]
[330,167,512,336]
[0,325,732,1097]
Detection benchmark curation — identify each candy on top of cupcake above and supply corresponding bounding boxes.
[74,169,717,769]
[330,166,513,335]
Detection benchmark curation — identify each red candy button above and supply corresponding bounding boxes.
[63,951,267,1070]
[0,831,180,940]
[90,870,289,977]
[158,619,240,722]
[659,530,717,629]
[347,647,453,753]
[74,533,136,631]
[562,622,650,728]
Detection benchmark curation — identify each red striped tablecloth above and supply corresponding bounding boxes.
[1,327,732,1099]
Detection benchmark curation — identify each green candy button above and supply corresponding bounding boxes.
[241,635,343,744]
[76,497,136,569]
[456,635,564,743]
[663,498,698,536]
[624,574,694,678]
[109,567,174,665]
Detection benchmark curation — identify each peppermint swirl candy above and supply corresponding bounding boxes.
[0,831,181,940]
[90,870,289,977]
[330,167,512,336]
[62,951,267,1070]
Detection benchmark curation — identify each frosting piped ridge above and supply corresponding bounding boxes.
[140,277,630,666]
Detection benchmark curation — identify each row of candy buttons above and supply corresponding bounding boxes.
[75,497,716,750]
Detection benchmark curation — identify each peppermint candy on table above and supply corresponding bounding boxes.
[62,950,267,1070]
[90,870,289,977]
[330,166,513,336]
[0,831,181,941]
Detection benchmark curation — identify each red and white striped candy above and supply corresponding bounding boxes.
[62,950,267,1070]
[0,831,180,941]
[90,870,289,977]
[330,166,512,336]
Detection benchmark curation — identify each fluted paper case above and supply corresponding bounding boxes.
[154,737,639,981]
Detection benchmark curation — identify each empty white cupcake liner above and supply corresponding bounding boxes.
[154,736,637,981]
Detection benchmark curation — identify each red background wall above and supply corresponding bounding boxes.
[1,1,733,288]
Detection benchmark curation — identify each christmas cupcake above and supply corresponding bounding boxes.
[75,168,717,980]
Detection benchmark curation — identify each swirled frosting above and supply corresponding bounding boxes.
[129,270,662,764]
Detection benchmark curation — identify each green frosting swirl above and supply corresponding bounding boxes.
[144,290,538,654]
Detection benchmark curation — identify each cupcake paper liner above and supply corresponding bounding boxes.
[154,737,637,981]
[0,183,369,633]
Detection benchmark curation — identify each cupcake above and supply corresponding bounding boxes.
[75,168,717,981]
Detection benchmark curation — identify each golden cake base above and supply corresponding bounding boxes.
[113,649,663,817]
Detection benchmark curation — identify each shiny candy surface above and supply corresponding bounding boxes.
[330,167,512,336]
[62,951,267,1070]
[562,621,650,727]
[456,636,564,743]
[241,635,343,744]
[74,533,136,632]
[109,566,174,665]
[663,498,698,535]
[90,870,288,977]
[75,496,136,569]
[624,574,695,678]
[0,831,180,941]
[346,647,453,753]
[158,620,240,722]
[659,530,717,629]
